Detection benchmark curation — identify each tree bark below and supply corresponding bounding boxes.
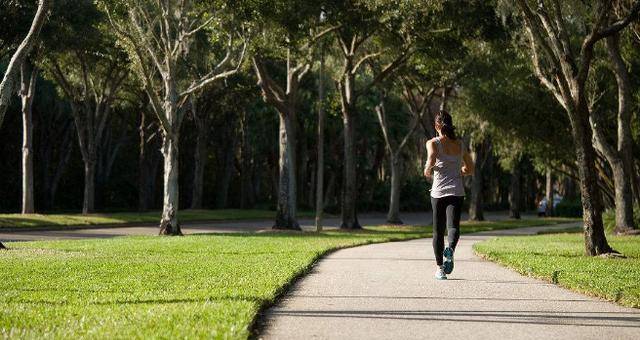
[607,34,635,232]
[138,112,149,211]
[274,112,300,230]
[387,154,403,224]
[240,110,255,209]
[0,0,50,128]
[572,100,613,255]
[611,160,635,232]
[509,161,521,219]
[82,158,96,214]
[252,55,304,230]
[545,168,554,216]
[190,98,206,209]
[340,103,361,229]
[159,130,182,235]
[469,141,487,221]
[297,118,308,206]
[315,47,326,232]
[47,121,73,209]
[20,61,37,214]
[215,129,236,209]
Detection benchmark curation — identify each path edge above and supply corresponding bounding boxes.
[248,234,429,339]
[472,235,639,310]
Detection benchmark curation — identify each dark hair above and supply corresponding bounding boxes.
[435,110,456,140]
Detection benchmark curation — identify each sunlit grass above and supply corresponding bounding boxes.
[474,233,640,308]
[0,209,317,229]
[0,218,574,339]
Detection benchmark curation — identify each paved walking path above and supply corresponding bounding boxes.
[0,211,520,242]
[259,223,640,340]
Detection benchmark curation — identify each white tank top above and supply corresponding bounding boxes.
[430,138,465,198]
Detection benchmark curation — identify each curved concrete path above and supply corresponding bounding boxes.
[259,224,640,339]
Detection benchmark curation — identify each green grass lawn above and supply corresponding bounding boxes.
[474,233,640,309]
[0,209,318,229]
[0,218,569,339]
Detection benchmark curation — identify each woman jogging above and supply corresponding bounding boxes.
[424,110,475,280]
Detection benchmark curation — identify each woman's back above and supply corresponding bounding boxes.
[430,137,464,198]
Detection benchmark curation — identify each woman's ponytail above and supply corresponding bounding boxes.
[435,110,456,140]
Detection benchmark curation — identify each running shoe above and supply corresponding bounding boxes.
[435,266,447,280]
[443,247,454,274]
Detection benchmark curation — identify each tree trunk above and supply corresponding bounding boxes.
[340,107,361,229]
[545,168,553,217]
[240,110,255,209]
[632,161,640,208]
[387,154,403,224]
[138,113,149,211]
[607,34,635,232]
[315,49,325,232]
[297,119,308,206]
[82,159,96,214]
[191,119,206,209]
[611,160,635,233]
[468,141,486,221]
[20,61,37,214]
[338,61,361,230]
[215,133,236,209]
[571,102,613,255]
[0,0,50,128]
[159,131,182,235]
[509,162,521,219]
[48,123,74,209]
[274,112,300,230]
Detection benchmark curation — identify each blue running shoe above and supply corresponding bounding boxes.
[443,247,454,274]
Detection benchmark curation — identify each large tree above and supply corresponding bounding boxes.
[324,0,434,229]
[249,1,334,229]
[20,59,38,214]
[0,0,51,249]
[103,0,245,235]
[48,27,129,214]
[0,0,51,128]
[508,0,640,255]
[590,32,636,233]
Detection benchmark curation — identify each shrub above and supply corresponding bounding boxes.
[554,198,583,217]
[400,176,430,211]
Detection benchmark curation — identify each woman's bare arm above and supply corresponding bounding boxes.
[424,140,437,178]
[461,143,475,176]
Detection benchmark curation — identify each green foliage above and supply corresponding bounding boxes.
[474,233,640,308]
[554,198,583,218]
[455,40,573,171]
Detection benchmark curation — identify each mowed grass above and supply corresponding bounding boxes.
[0,218,569,339]
[474,233,640,308]
[0,209,317,229]
[1,228,430,339]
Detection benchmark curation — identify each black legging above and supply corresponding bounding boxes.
[431,195,463,266]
